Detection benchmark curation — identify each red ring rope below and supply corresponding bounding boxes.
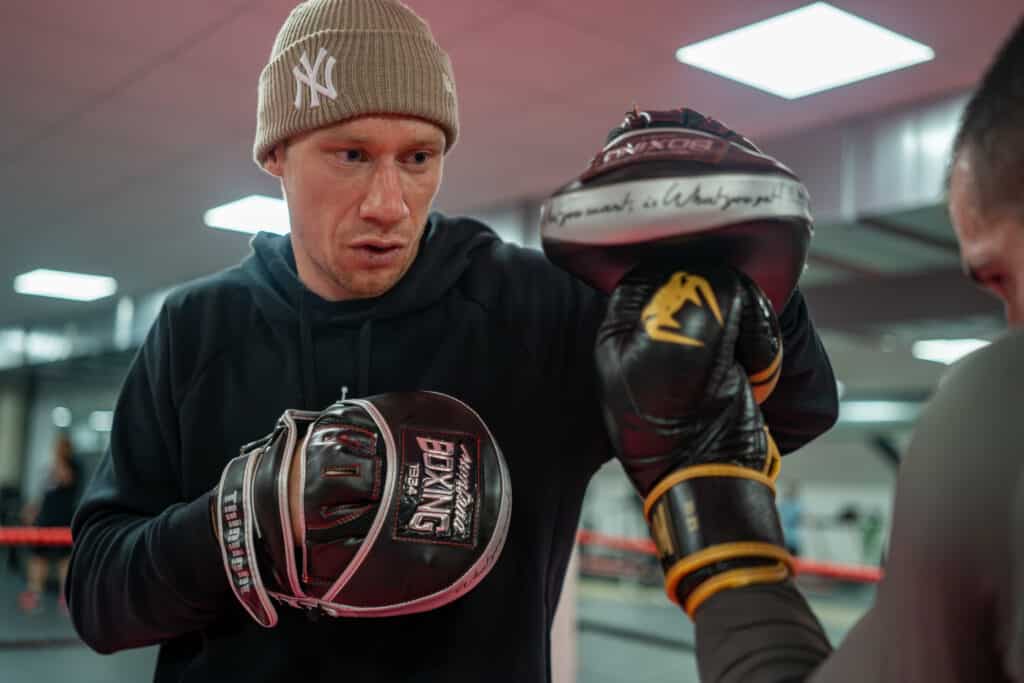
[576,529,882,583]
[0,526,73,546]
[0,526,882,583]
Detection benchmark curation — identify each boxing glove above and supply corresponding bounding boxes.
[596,262,791,616]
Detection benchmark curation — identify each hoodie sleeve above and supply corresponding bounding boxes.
[66,303,232,654]
[553,279,835,459]
[760,289,839,453]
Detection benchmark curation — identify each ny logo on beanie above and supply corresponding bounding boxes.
[293,47,338,110]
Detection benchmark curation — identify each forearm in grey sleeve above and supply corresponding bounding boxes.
[695,580,833,683]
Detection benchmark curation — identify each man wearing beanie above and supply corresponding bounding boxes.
[65,1,836,681]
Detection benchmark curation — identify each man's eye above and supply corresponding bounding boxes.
[338,149,366,163]
[408,151,432,165]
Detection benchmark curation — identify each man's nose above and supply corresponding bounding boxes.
[360,162,410,226]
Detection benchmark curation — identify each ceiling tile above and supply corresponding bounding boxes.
[0,23,144,157]
[446,7,655,102]
[399,0,515,47]
[6,0,259,62]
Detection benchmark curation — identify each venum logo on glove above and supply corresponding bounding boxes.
[642,272,723,347]
[395,429,480,547]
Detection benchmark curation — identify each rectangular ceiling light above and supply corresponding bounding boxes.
[675,2,935,99]
[838,400,921,424]
[912,338,990,365]
[89,410,114,432]
[14,269,117,301]
[204,194,290,235]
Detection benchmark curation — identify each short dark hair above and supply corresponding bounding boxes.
[953,16,1024,212]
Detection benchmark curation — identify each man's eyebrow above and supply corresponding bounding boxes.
[322,134,370,145]
[404,137,445,149]
[320,135,444,149]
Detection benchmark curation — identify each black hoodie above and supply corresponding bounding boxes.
[67,212,837,682]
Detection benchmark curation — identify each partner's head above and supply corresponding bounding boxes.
[949,17,1024,325]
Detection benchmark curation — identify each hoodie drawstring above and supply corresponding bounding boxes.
[299,296,372,407]
[299,294,318,408]
[357,319,372,398]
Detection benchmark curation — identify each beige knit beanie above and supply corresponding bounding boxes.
[253,0,458,168]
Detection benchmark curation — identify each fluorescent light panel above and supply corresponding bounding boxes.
[839,400,920,424]
[912,338,990,365]
[89,410,114,433]
[204,195,290,235]
[52,407,72,428]
[25,332,71,362]
[675,2,935,99]
[14,269,117,302]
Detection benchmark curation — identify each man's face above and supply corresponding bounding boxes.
[949,149,1024,326]
[264,115,446,301]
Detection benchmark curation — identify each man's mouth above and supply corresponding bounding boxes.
[351,239,404,253]
[350,241,404,267]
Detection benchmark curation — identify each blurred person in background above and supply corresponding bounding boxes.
[624,15,1024,683]
[18,432,80,615]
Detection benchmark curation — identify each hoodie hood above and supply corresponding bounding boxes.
[239,212,498,405]
[243,212,496,324]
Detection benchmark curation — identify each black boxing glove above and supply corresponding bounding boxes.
[215,392,511,627]
[596,262,791,617]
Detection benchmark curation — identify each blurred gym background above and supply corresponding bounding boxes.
[0,1,1018,681]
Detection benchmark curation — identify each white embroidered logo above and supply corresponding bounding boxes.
[441,72,454,96]
[293,47,338,110]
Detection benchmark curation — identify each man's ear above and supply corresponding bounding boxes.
[262,143,286,178]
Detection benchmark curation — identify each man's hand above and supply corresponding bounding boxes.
[214,438,317,545]
[212,392,511,628]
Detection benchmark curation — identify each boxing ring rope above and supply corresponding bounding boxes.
[576,529,883,584]
[0,525,879,657]
[0,527,73,546]
[0,526,882,584]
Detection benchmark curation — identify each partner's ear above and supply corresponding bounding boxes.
[262,143,286,178]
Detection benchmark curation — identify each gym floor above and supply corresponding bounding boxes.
[0,563,872,683]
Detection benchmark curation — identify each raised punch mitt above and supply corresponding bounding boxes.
[540,107,812,312]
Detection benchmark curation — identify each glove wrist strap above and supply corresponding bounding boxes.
[643,463,792,617]
[749,348,783,404]
[216,451,278,628]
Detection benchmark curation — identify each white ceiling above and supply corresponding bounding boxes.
[0,0,1018,334]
